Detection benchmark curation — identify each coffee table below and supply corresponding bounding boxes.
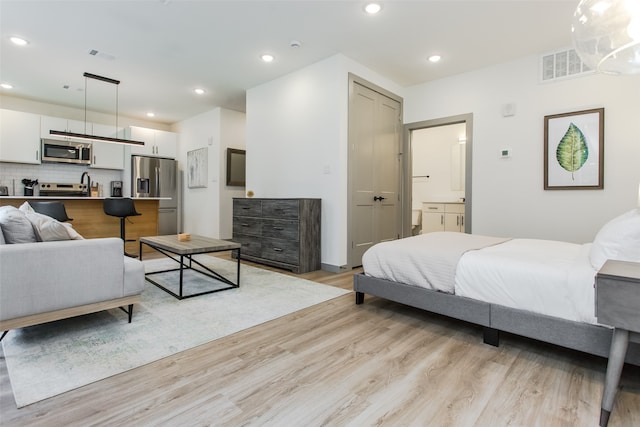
[139,235,241,299]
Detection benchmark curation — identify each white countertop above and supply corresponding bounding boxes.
[422,201,465,204]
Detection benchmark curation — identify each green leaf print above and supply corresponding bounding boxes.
[556,123,588,180]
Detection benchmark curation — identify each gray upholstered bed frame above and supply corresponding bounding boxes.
[354,273,640,366]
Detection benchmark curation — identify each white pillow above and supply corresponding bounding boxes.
[0,205,38,243]
[19,201,35,213]
[24,211,84,242]
[589,209,640,270]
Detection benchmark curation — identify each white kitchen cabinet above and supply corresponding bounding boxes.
[129,126,177,158]
[154,130,177,158]
[0,109,41,164]
[129,126,155,156]
[421,202,465,233]
[41,115,90,140]
[90,123,125,170]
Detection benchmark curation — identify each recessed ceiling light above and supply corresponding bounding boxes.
[146,112,155,118]
[364,3,382,14]
[10,36,28,46]
[194,88,205,95]
[428,55,442,63]
[261,54,275,62]
[1,83,14,89]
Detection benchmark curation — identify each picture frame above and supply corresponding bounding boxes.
[544,108,604,190]
[187,147,208,188]
[226,148,246,187]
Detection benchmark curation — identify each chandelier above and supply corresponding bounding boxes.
[49,72,144,145]
[572,0,640,75]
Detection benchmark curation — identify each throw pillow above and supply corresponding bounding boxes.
[0,205,38,243]
[590,209,640,270]
[24,211,84,242]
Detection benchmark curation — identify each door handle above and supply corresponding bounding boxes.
[373,196,386,201]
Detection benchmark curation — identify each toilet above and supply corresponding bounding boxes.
[411,209,422,235]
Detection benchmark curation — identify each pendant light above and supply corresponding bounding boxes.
[572,0,640,75]
[49,72,145,145]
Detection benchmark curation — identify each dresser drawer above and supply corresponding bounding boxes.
[234,199,262,217]
[445,203,465,214]
[262,237,299,264]
[422,203,445,213]
[262,219,299,241]
[262,199,299,219]
[232,235,261,257]
[233,217,262,237]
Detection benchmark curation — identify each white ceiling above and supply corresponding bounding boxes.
[0,0,578,125]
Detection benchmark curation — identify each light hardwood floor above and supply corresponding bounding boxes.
[1,256,639,426]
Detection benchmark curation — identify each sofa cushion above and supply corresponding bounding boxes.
[0,206,38,244]
[0,238,129,320]
[24,211,84,242]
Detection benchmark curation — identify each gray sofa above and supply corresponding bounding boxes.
[0,205,145,339]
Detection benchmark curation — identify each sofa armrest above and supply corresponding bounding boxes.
[0,238,127,321]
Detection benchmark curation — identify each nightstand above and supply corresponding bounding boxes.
[595,260,640,427]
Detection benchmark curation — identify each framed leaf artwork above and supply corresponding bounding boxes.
[544,108,604,190]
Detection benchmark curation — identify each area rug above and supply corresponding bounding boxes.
[2,256,349,408]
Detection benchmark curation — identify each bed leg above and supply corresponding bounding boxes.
[355,292,364,305]
[483,327,500,347]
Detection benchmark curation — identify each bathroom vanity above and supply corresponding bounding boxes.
[421,202,465,233]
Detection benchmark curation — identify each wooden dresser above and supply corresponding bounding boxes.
[232,198,321,273]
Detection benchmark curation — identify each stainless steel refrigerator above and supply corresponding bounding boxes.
[131,155,178,235]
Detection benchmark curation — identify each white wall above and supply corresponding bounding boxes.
[412,123,467,209]
[246,54,404,269]
[0,94,169,130]
[405,55,640,243]
[174,107,245,239]
[219,108,247,239]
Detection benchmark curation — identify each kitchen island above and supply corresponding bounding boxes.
[0,197,163,256]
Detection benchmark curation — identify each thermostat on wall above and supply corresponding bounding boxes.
[500,148,511,158]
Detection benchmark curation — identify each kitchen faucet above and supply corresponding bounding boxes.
[80,172,91,197]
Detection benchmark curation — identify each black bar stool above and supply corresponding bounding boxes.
[29,201,73,222]
[103,198,141,258]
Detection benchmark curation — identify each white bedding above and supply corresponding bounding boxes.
[362,233,599,325]
[456,239,597,324]
[362,232,510,293]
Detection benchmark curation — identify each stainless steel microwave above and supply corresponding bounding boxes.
[41,139,92,165]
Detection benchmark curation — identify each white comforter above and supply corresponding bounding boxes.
[362,232,509,293]
[362,233,599,324]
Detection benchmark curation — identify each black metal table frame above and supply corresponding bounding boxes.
[140,241,241,300]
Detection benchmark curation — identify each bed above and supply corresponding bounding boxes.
[354,209,640,365]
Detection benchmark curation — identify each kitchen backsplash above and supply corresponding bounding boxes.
[0,162,122,196]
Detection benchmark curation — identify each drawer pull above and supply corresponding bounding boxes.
[273,227,284,230]
[242,207,250,210]
[273,247,283,252]
[428,207,438,210]
[242,223,250,227]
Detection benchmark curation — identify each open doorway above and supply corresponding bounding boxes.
[402,114,473,237]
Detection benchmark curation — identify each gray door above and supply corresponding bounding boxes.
[350,80,402,267]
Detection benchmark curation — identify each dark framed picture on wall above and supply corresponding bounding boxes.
[226,148,246,187]
[544,108,604,190]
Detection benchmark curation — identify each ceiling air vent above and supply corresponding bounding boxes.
[540,48,593,82]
